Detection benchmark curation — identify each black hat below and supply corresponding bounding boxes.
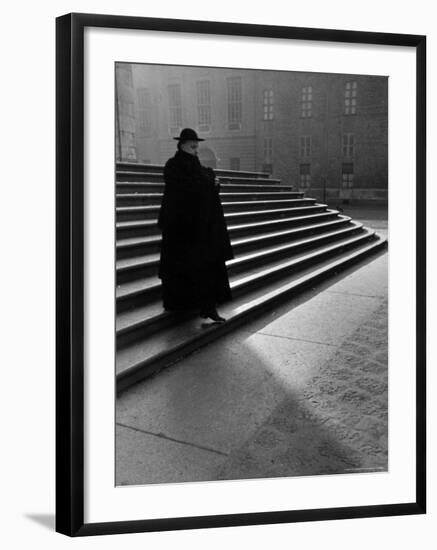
[173,128,205,142]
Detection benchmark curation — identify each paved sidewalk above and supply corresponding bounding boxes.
[116,250,388,486]
[339,205,388,235]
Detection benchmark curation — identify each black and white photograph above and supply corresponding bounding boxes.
[2,0,433,545]
[114,62,389,487]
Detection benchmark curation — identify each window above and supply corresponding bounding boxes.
[196,80,211,131]
[264,137,273,161]
[263,89,274,120]
[342,133,355,156]
[300,163,311,187]
[230,157,240,171]
[344,81,357,115]
[301,86,312,117]
[342,162,354,188]
[168,84,182,131]
[262,137,274,175]
[137,88,152,135]
[300,135,312,157]
[227,77,242,129]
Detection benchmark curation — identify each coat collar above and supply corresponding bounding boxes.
[175,149,202,167]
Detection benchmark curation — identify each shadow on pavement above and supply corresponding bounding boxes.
[116,290,388,485]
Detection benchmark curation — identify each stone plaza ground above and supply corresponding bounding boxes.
[116,208,388,486]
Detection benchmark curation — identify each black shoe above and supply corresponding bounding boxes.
[200,308,226,323]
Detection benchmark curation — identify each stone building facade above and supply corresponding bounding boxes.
[116,63,388,204]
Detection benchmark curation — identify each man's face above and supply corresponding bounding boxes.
[180,140,199,156]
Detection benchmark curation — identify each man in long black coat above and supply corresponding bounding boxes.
[157,128,234,322]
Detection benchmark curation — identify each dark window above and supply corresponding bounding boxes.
[196,80,211,131]
[342,133,355,156]
[227,77,242,129]
[263,89,274,120]
[300,163,311,187]
[137,88,152,135]
[342,162,354,188]
[262,163,273,174]
[168,84,182,132]
[344,81,357,115]
[230,157,240,171]
[301,86,312,118]
[264,137,273,161]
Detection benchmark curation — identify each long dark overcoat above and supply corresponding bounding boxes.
[157,149,234,312]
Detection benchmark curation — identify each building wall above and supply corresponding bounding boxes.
[115,64,137,161]
[116,63,388,204]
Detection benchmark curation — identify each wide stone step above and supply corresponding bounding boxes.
[116,204,329,238]
[116,198,317,222]
[117,301,167,346]
[117,171,165,182]
[216,176,282,185]
[117,170,282,185]
[116,217,354,345]
[116,214,351,260]
[116,208,339,243]
[116,162,271,179]
[116,223,367,310]
[116,181,293,194]
[116,190,305,207]
[116,218,358,283]
[116,233,387,391]
[116,223,366,346]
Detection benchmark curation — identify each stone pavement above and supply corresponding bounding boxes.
[116,244,388,486]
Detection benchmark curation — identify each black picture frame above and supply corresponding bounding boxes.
[56,12,426,537]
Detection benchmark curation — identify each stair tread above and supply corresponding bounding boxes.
[116,182,294,191]
[116,236,386,376]
[118,253,160,270]
[117,301,165,333]
[116,204,328,228]
[117,163,271,178]
[116,220,359,272]
[117,276,156,298]
[117,216,354,326]
[116,198,316,212]
[116,219,358,331]
[231,227,371,288]
[116,171,163,176]
[228,208,334,230]
[117,170,281,183]
[231,216,351,246]
[116,210,342,249]
[116,226,370,300]
[117,219,156,229]
[220,191,302,197]
[117,234,161,248]
[116,191,304,199]
[217,176,282,183]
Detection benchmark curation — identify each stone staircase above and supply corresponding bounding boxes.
[116,161,387,392]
